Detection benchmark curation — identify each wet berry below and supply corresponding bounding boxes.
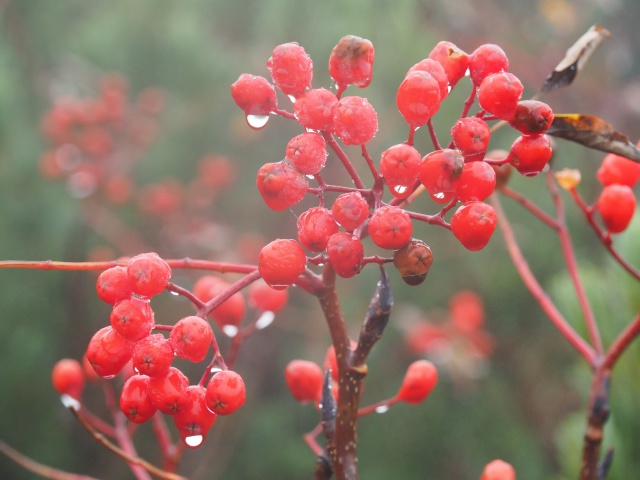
[120,374,157,424]
[170,316,213,363]
[328,35,375,89]
[368,205,413,250]
[258,239,307,289]
[428,41,469,88]
[331,96,378,145]
[597,184,636,234]
[267,42,313,97]
[285,359,323,404]
[396,71,441,128]
[132,334,174,378]
[285,132,327,175]
[468,44,509,87]
[396,360,438,404]
[52,358,85,399]
[451,201,497,251]
[293,88,338,131]
[393,239,434,286]
[230,74,277,116]
[256,161,308,211]
[126,252,171,298]
[507,134,553,177]
[331,192,370,231]
[206,370,246,415]
[297,206,339,252]
[326,232,364,278]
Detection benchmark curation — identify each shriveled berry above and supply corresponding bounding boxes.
[230,74,277,116]
[419,149,464,197]
[206,370,246,415]
[126,252,171,298]
[193,275,246,328]
[132,334,174,378]
[173,385,217,448]
[256,161,308,211]
[393,239,434,286]
[396,360,438,404]
[331,192,370,231]
[284,359,323,404]
[379,143,421,199]
[328,35,375,89]
[294,88,338,131]
[170,316,213,363]
[596,153,640,187]
[297,206,339,252]
[110,297,154,341]
[326,232,364,278]
[428,41,469,88]
[285,132,327,175]
[148,366,190,415]
[267,42,313,97]
[456,161,496,202]
[331,96,378,145]
[468,44,509,87]
[96,266,132,305]
[52,358,85,399]
[477,72,523,121]
[597,184,636,234]
[451,201,498,251]
[248,279,289,313]
[86,326,135,378]
[508,134,553,177]
[258,239,307,290]
[396,71,441,128]
[509,100,554,135]
[120,375,157,424]
[450,117,491,161]
[368,205,413,250]
[480,459,516,480]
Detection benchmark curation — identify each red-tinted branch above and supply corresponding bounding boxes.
[322,132,365,190]
[580,368,611,480]
[603,312,640,370]
[499,185,558,230]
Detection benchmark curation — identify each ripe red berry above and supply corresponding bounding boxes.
[331,96,378,145]
[284,359,324,404]
[597,184,636,234]
[285,132,328,175]
[230,74,277,116]
[468,44,509,87]
[480,459,516,480]
[419,149,464,197]
[132,334,174,378]
[148,366,190,415]
[96,266,132,305]
[328,35,375,89]
[407,58,449,99]
[248,279,289,313]
[110,297,155,341]
[396,70,441,128]
[120,374,157,424]
[193,275,246,328]
[596,153,640,187]
[450,117,491,161]
[379,143,422,199]
[507,134,553,177]
[449,290,485,333]
[456,161,497,202]
[331,192,370,231]
[52,358,85,399]
[396,360,438,404]
[293,88,338,131]
[256,161,308,211]
[451,201,498,251]
[86,326,136,378]
[509,100,554,135]
[477,72,524,121]
[173,385,217,449]
[297,206,339,252]
[170,316,213,363]
[205,370,246,415]
[326,232,364,278]
[368,205,413,250]
[428,41,469,88]
[267,42,313,97]
[126,252,171,298]
[392,239,434,286]
[258,239,307,290]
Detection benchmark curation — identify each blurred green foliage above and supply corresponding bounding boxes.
[0,0,639,479]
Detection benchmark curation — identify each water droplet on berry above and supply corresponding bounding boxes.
[246,114,270,130]
[447,85,452,94]
[222,325,239,337]
[374,405,389,414]
[210,366,223,374]
[103,374,116,380]
[464,68,471,77]
[255,311,275,330]
[184,435,203,448]
[60,394,81,411]
[288,95,297,103]
[169,290,179,296]
[306,174,315,180]
[433,192,446,200]
[393,185,408,195]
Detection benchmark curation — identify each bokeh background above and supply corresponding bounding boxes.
[0,0,639,479]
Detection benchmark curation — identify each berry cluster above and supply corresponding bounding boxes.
[232,36,555,288]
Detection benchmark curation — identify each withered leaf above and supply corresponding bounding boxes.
[540,24,611,94]
[546,114,640,162]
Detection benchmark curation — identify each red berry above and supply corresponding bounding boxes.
[396,70,441,128]
[96,266,132,305]
[86,326,135,378]
[331,192,370,231]
[258,239,307,290]
[419,149,464,197]
[477,72,523,121]
[170,316,213,363]
[428,41,469,88]
[450,117,491,161]
[405,323,449,356]
[82,354,100,383]
[508,100,554,135]
[596,153,640,187]
[597,184,636,234]
[297,206,339,252]
[248,279,289,313]
[379,143,422,199]
[396,360,438,404]
[148,366,190,415]
[451,201,498,251]
[284,359,323,404]
[230,73,277,116]
[407,58,449,99]
[468,44,509,86]
[52,358,85,399]
[508,134,553,177]
[368,205,413,250]
[110,297,155,341]
[205,370,246,415]
[267,42,313,97]
[126,253,171,298]
[120,374,157,424]
[455,161,497,202]
[173,385,217,448]
[132,334,175,378]
[326,232,364,278]
[331,96,378,145]
[285,132,327,175]
[256,161,308,211]
[193,275,246,328]
[449,290,485,333]
[481,459,516,480]
[293,88,338,131]
[328,35,375,89]
[392,239,434,286]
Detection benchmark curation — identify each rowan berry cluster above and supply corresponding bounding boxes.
[232,36,555,288]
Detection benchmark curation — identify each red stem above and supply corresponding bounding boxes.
[603,312,640,370]
[322,132,366,190]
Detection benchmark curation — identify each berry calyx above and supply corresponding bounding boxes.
[126,252,171,298]
[331,96,378,145]
[267,42,313,97]
[328,35,375,89]
[52,358,85,399]
[396,360,438,404]
[132,334,174,378]
[258,239,307,290]
[170,316,213,363]
[451,201,498,251]
[120,374,157,424]
[368,205,413,250]
[256,161,308,211]
[96,266,132,305]
[284,359,324,404]
[148,366,190,415]
[109,297,155,341]
[326,232,364,278]
[597,184,636,234]
[393,239,434,286]
[173,385,217,449]
[205,370,246,415]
